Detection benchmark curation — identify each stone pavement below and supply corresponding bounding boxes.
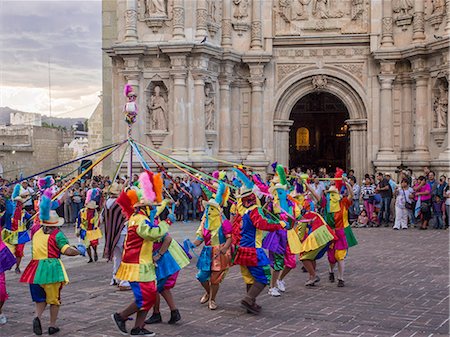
[1,222,448,337]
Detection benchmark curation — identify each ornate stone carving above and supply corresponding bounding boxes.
[336,63,364,82]
[428,0,446,30]
[145,0,167,16]
[197,8,208,30]
[312,0,344,19]
[278,0,293,22]
[172,4,185,39]
[204,84,216,131]
[222,19,232,38]
[142,0,169,32]
[233,0,249,19]
[433,80,448,129]
[413,11,425,34]
[147,84,168,132]
[251,21,262,45]
[393,0,413,30]
[312,75,327,90]
[342,0,369,34]
[277,64,309,83]
[206,0,221,37]
[125,9,138,40]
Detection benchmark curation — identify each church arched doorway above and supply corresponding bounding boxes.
[289,92,350,172]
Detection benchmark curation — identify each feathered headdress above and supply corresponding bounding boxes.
[38,176,54,191]
[139,170,156,202]
[12,184,23,200]
[86,188,101,205]
[232,167,254,190]
[116,189,138,219]
[153,173,163,204]
[335,168,344,192]
[39,189,53,221]
[123,84,136,97]
[276,164,288,186]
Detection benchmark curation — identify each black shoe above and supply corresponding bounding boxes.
[94,252,98,262]
[144,312,162,325]
[111,313,128,335]
[337,279,345,287]
[168,309,181,324]
[87,258,93,263]
[48,327,60,335]
[33,317,42,335]
[329,272,335,283]
[130,327,156,336]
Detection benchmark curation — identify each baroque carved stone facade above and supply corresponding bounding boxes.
[103,0,450,179]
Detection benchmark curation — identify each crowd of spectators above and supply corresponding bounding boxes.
[0,165,449,231]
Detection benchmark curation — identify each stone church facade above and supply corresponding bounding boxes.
[102,0,450,181]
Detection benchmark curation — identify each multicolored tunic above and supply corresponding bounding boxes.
[116,213,168,282]
[196,213,232,274]
[153,220,190,292]
[1,200,32,247]
[77,208,103,247]
[233,206,283,267]
[0,235,15,274]
[20,228,71,285]
[298,211,337,261]
[323,196,358,262]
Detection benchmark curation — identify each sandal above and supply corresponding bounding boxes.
[200,293,209,304]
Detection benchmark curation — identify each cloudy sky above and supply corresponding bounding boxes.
[0,0,102,119]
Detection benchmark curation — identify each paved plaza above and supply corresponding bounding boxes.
[1,223,448,337]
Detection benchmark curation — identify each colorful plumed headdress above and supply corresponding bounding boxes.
[232,167,255,198]
[334,168,345,193]
[12,183,29,203]
[86,188,101,209]
[38,176,55,191]
[135,170,163,207]
[203,181,229,209]
[124,83,136,98]
[40,189,64,226]
[270,164,288,191]
[116,187,139,219]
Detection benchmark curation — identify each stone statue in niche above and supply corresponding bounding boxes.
[204,85,215,130]
[393,0,414,16]
[145,0,167,17]
[434,82,448,129]
[233,0,249,20]
[312,0,329,19]
[148,85,168,131]
[207,0,217,22]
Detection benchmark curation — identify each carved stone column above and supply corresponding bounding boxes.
[250,0,262,50]
[196,0,208,40]
[192,70,208,157]
[376,62,398,163]
[218,62,234,157]
[230,84,242,160]
[124,0,138,43]
[246,64,265,162]
[221,0,232,48]
[412,0,426,42]
[446,0,450,34]
[347,119,368,184]
[172,0,185,40]
[399,74,414,152]
[273,119,293,167]
[380,0,394,48]
[409,57,431,162]
[169,55,188,158]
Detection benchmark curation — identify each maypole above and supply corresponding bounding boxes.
[123,84,138,186]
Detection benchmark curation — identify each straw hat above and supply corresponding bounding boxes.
[42,210,65,227]
[202,198,221,210]
[326,186,339,194]
[108,183,121,196]
[86,200,98,209]
[236,186,254,199]
[14,190,30,203]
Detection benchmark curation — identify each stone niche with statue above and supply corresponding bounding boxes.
[145,80,169,148]
[273,0,370,35]
[431,76,449,147]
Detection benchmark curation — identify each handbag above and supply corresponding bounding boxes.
[402,190,414,210]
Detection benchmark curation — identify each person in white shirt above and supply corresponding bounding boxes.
[309,175,325,209]
[393,178,414,230]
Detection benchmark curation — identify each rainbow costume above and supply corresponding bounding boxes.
[77,208,103,248]
[115,211,168,311]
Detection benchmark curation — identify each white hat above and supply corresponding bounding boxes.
[42,210,65,227]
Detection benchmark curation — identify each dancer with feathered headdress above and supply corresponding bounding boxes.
[76,188,103,263]
[20,192,85,336]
